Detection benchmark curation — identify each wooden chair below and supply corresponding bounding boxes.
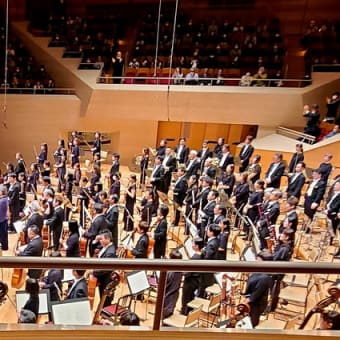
[101,294,133,325]
[163,305,202,328]
[187,293,222,327]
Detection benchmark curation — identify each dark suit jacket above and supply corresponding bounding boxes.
[202,166,216,179]
[131,233,149,258]
[19,236,43,279]
[8,181,20,218]
[202,237,219,260]
[198,148,212,171]
[233,182,250,207]
[175,145,189,164]
[66,232,80,257]
[105,205,119,246]
[239,144,254,170]
[153,218,167,258]
[109,161,120,178]
[93,244,116,287]
[218,153,234,172]
[173,176,188,205]
[185,159,200,179]
[25,212,44,234]
[46,206,64,236]
[150,165,165,192]
[279,211,298,233]
[84,214,109,239]
[265,161,285,188]
[263,201,280,225]
[66,277,88,300]
[288,152,304,173]
[193,187,210,209]
[200,200,216,228]
[14,160,26,176]
[286,173,306,199]
[327,193,340,216]
[304,180,326,205]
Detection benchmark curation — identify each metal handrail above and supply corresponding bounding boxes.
[0,87,76,95]
[276,126,316,144]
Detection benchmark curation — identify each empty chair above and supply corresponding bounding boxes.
[163,305,202,328]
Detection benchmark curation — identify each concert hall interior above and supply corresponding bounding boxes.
[0,0,340,338]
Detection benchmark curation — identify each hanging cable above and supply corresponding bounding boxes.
[2,0,9,129]
[153,0,162,77]
[168,0,179,84]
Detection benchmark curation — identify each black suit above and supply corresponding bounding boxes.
[14,160,26,176]
[162,155,177,194]
[304,179,326,219]
[265,161,285,188]
[8,181,21,224]
[173,176,188,226]
[66,233,80,257]
[218,152,234,172]
[202,166,216,179]
[46,205,64,251]
[185,158,200,179]
[239,144,254,172]
[199,200,216,237]
[19,236,43,279]
[150,165,165,193]
[286,173,305,200]
[153,218,167,258]
[131,233,149,258]
[198,148,212,172]
[93,244,117,307]
[109,161,120,185]
[66,277,88,300]
[279,211,298,234]
[326,192,340,234]
[24,212,44,241]
[288,152,304,173]
[105,205,119,247]
[175,145,189,164]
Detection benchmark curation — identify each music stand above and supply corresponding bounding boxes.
[16,289,51,315]
[176,244,189,260]
[51,298,92,325]
[240,246,256,262]
[183,237,195,259]
[184,216,199,238]
[126,271,151,320]
[214,272,235,291]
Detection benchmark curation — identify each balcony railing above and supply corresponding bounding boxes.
[0,88,76,95]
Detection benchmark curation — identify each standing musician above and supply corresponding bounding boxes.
[0,185,9,250]
[278,196,299,235]
[92,230,117,307]
[78,177,90,227]
[287,143,304,174]
[264,152,285,189]
[14,152,26,176]
[217,164,236,198]
[123,174,137,232]
[7,172,21,233]
[109,172,121,197]
[108,153,120,186]
[41,176,55,197]
[73,162,82,188]
[89,166,101,195]
[304,168,327,228]
[239,135,254,173]
[218,144,234,175]
[17,225,43,279]
[198,190,218,238]
[54,139,67,164]
[153,204,169,259]
[201,158,217,180]
[214,137,225,158]
[175,137,190,165]
[54,155,66,193]
[156,139,167,158]
[28,163,39,198]
[286,162,306,201]
[149,156,165,211]
[193,176,213,221]
[324,181,340,247]
[231,173,250,228]
[42,188,55,220]
[41,161,51,178]
[318,153,333,183]
[162,147,177,194]
[24,201,44,241]
[82,203,109,257]
[68,131,78,151]
[247,154,262,186]
[18,172,27,214]
[185,150,200,179]
[65,270,88,300]
[44,196,64,251]
[105,194,120,247]
[126,221,149,258]
[198,140,213,174]
[184,175,198,235]
[63,173,74,220]
[171,166,188,228]
[140,148,149,188]
[244,251,273,328]
[91,132,101,158]
[140,189,154,226]
[198,224,220,297]
[71,138,80,167]
[217,218,230,260]
[181,237,204,315]
[36,143,48,169]
[61,219,80,257]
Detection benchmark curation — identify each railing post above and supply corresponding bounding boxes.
[152,270,167,330]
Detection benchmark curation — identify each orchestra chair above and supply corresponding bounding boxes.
[100,294,133,325]
[100,150,108,163]
[187,292,222,327]
[163,305,202,328]
[257,315,300,330]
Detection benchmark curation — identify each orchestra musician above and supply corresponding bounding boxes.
[17,225,43,279]
[150,156,165,212]
[24,200,44,240]
[247,154,262,186]
[18,172,27,214]
[126,221,149,258]
[105,194,120,247]
[123,174,137,232]
[264,153,285,189]
[162,147,177,194]
[140,148,149,188]
[28,163,39,197]
[287,143,304,174]
[140,189,154,226]
[109,172,121,197]
[213,137,224,158]
[286,161,306,201]
[42,188,54,220]
[0,185,9,250]
[193,176,213,223]
[93,153,101,170]
[44,195,64,251]
[244,251,273,327]
[55,155,66,193]
[217,164,236,198]
[62,219,80,257]
[184,175,198,235]
[156,139,167,158]
[54,139,67,164]
[238,135,254,173]
[92,230,117,307]
[68,131,78,151]
[153,204,169,259]
[73,162,82,188]
[14,152,26,176]
[36,143,48,168]
[22,278,40,320]
[91,132,101,158]
[278,196,299,235]
[41,176,55,197]
[71,138,80,167]
[7,172,21,233]
[185,150,200,179]
[41,161,51,178]
[198,140,213,174]
[65,270,88,300]
[171,166,188,228]
[181,237,204,315]
[175,137,190,165]
[109,153,120,186]
[231,173,250,228]
[318,153,333,183]
[89,166,101,195]
[218,144,234,174]
[217,217,230,260]
[198,190,218,238]
[201,158,216,180]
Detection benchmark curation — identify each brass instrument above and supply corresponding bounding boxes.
[299,286,340,329]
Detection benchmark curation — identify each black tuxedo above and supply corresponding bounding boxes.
[175,145,189,164]
[286,173,305,200]
[140,200,154,226]
[304,179,326,219]
[202,166,216,179]
[162,155,177,194]
[46,205,64,251]
[93,244,117,307]
[239,144,254,172]
[153,218,167,258]
[8,181,21,222]
[150,164,165,193]
[193,186,210,211]
[233,182,250,208]
[326,192,340,233]
[66,277,88,300]
[66,233,80,257]
[105,205,119,246]
[131,233,149,258]
[198,148,212,171]
[19,236,43,279]
[14,160,26,176]
[279,211,298,234]
[199,200,216,237]
[185,158,200,179]
[173,176,188,225]
[265,161,285,188]
[288,152,304,173]
[218,152,234,172]
[25,212,44,240]
[109,160,120,178]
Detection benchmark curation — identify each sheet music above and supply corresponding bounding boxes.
[184,216,198,238]
[242,246,256,262]
[184,237,195,258]
[126,271,150,295]
[177,245,188,260]
[62,269,74,282]
[214,272,235,291]
[52,298,92,325]
[16,289,50,314]
[13,220,25,233]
